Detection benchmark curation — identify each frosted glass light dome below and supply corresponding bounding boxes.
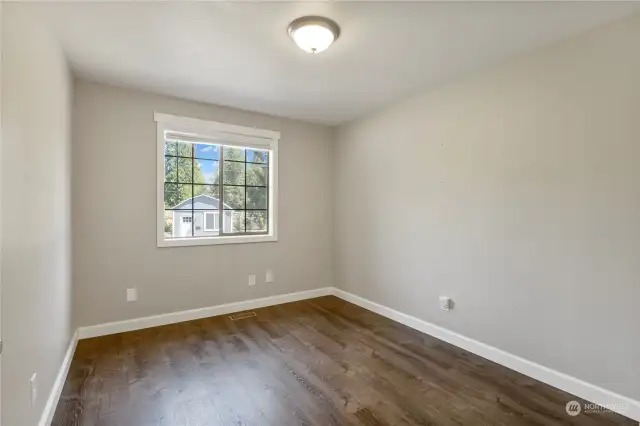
[288,16,340,54]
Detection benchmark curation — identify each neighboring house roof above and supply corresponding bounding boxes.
[172,194,232,210]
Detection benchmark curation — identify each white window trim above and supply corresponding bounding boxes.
[156,112,279,248]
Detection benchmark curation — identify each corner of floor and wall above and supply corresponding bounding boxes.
[2,4,640,426]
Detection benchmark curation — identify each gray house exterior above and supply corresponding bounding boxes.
[171,195,233,237]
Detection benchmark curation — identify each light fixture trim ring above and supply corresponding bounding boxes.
[288,16,341,39]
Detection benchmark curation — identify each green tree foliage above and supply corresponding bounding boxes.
[164,142,211,208]
[212,147,269,232]
[246,150,268,230]
[215,147,244,232]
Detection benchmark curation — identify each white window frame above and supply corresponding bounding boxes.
[156,112,279,248]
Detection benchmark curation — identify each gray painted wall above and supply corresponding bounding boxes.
[334,15,640,400]
[1,5,73,425]
[72,80,334,327]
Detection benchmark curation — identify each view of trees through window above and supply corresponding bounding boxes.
[163,140,269,238]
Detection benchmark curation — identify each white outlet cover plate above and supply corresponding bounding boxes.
[265,270,275,283]
[248,274,257,286]
[439,296,452,311]
[126,288,137,302]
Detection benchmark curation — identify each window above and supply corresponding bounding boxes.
[156,113,278,247]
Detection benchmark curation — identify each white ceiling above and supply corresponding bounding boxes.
[35,2,639,125]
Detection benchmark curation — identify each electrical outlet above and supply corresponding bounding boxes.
[126,287,137,302]
[439,296,453,312]
[265,270,275,283]
[248,274,256,286]
[30,373,37,407]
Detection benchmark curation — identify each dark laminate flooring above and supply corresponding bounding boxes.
[52,296,636,426]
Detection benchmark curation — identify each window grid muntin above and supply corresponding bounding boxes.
[191,144,195,236]
[244,151,247,232]
[164,155,267,165]
[164,139,270,238]
[219,145,269,235]
[165,182,265,188]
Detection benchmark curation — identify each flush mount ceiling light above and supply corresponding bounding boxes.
[288,16,340,54]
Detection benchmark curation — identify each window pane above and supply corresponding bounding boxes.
[246,149,268,164]
[223,186,244,209]
[165,183,194,209]
[194,159,219,184]
[193,184,220,200]
[164,210,174,238]
[164,183,178,209]
[246,163,267,186]
[164,141,177,155]
[246,187,267,210]
[221,210,232,233]
[203,211,219,232]
[164,156,177,182]
[223,160,245,185]
[192,211,217,236]
[223,146,245,162]
[228,211,245,233]
[177,157,193,183]
[194,143,219,160]
[247,211,267,232]
[171,211,193,237]
[176,141,193,157]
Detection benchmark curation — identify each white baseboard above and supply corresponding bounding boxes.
[331,288,640,422]
[38,330,79,426]
[58,286,639,423]
[77,287,333,339]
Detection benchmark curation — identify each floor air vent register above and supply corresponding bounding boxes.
[228,311,257,321]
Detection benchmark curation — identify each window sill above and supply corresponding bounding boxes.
[158,234,277,248]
